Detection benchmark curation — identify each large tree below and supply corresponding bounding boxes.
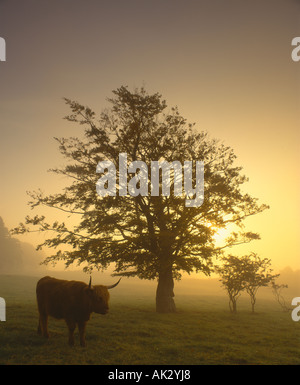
[13,86,269,312]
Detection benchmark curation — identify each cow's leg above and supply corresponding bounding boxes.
[78,321,87,347]
[39,313,49,339]
[66,319,76,346]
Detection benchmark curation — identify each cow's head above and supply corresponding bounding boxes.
[86,277,121,315]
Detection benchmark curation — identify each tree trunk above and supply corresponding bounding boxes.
[251,295,256,313]
[229,297,237,313]
[232,300,237,313]
[156,268,176,313]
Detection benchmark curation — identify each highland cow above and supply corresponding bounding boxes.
[36,276,120,346]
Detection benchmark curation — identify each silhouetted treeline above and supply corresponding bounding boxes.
[0,216,45,274]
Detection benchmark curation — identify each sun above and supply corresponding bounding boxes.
[207,222,235,247]
[213,227,232,246]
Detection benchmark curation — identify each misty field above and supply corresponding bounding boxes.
[0,274,299,365]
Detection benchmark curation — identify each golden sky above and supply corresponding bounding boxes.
[0,0,299,271]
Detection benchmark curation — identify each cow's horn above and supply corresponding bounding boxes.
[106,278,121,290]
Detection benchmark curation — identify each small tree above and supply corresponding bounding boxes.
[216,253,278,313]
[271,281,291,312]
[242,253,279,313]
[215,255,246,313]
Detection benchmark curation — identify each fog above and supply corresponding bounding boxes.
[2,258,298,304]
[0,217,47,275]
[1,214,299,306]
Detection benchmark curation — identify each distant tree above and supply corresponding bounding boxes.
[242,253,279,313]
[271,281,291,312]
[12,86,269,313]
[215,255,246,313]
[0,217,23,273]
[0,217,46,275]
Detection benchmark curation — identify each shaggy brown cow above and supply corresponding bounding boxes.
[36,275,121,347]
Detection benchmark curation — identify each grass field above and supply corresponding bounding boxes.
[0,274,299,365]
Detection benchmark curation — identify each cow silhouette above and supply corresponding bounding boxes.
[36,276,121,346]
